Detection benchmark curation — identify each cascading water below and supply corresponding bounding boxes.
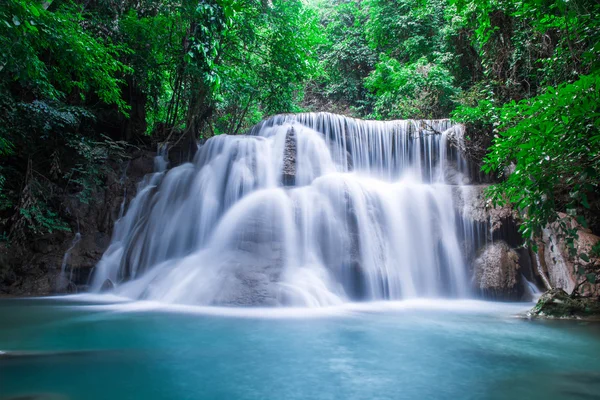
[91,113,482,307]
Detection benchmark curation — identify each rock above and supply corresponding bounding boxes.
[538,213,600,297]
[99,279,114,292]
[528,288,600,319]
[473,241,524,300]
[0,148,156,296]
[454,185,516,232]
[442,161,467,185]
[166,130,197,167]
[282,127,297,186]
[54,273,77,294]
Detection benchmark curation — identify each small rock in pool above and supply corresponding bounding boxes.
[100,278,115,292]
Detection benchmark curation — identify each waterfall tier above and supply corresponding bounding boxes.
[92,113,480,306]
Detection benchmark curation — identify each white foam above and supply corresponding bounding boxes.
[51,294,534,320]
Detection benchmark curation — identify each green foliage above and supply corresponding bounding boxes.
[310,0,462,118]
[0,0,323,241]
[448,0,600,289]
[65,135,129,205]
[365,0,452,64]
[0,0,598,268]
[16,180,70,236]
[482,73,600,244]
[210,0,321,135]
[0,0,129,110]
[313,0,375,112]
[365,56,459,119]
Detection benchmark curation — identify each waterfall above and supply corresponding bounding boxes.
[57,231,81,291]
[91,113,480,306]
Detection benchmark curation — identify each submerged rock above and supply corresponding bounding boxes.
[473,241,523,300]
[99,279,114,292]
[528,288,600,319]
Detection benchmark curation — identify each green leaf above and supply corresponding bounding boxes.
[29,5,40,17]
[581,194,590,209]
[580,253,590,262]
[586,273,596,284]
[12,15,20,26]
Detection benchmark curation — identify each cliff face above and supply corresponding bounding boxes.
[455,185,600,300]
[536,215,600,297]
[0,149,156,296]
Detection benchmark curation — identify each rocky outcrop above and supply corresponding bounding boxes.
[454,185,516,233]
[0,149,155,296]
[282,127,297,186]
[473,241,525,300]
[535,214,600,297]
[528,288,600,319]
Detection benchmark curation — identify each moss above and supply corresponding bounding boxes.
[528,288,600,319]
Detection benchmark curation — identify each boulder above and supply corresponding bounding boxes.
[473,241,523,300]
[528,288,600,319]
[99,279,115,292]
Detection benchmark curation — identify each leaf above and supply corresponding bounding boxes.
[29,5,41,17]
[581,194,590,209]
[12,15,20,26]
[586,273,596,284]
[580,253,590,262]
[531,243,539,253]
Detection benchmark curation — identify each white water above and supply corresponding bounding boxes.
[58,231,81,288]
[91,113,482,307]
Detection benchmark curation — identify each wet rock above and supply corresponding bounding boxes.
[0,148,155,296]
[442,161,467,185]
[473,241,524,300]
[528,288,600,319]
[454,185,516,232]
[282,127,297,186]
[99,279,114,292]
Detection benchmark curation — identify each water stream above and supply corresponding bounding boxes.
[91,113,489,306]
[2,114,598,400]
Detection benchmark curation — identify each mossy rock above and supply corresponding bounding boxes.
[528,288,600,319]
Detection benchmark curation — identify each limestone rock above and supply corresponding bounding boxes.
[282,127,297,186]
[538,213,600,297]
[454,185,516,232]
[473,241,523,300]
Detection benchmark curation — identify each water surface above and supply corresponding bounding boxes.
[1,297,599,400]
